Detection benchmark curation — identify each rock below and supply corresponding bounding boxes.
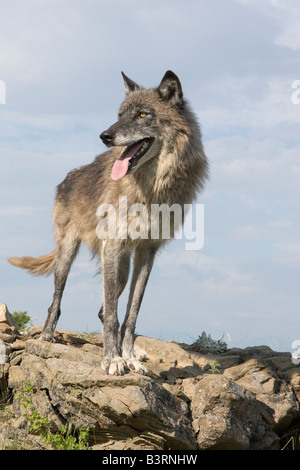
[0,340,9,365]
[134,336,202,380]
[0,305,20,346]
[223,359,279,394]
[0,307,299,450]
[285,369,300,401]
[0,304,19,332]
[7,336,197,450]
[190,375,279,450]
[0,362,9,404]
[256,388,299,433]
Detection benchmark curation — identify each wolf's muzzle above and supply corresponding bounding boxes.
[100,130,114,146]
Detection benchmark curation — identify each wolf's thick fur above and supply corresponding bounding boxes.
[8,71,208,375]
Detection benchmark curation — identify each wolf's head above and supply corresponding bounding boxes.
[100,71,190,181]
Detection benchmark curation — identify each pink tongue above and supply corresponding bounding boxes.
[111,141,144,181]
[111,156,131,181]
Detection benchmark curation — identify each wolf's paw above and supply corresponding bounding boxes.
[124,357,148,375]
[102,356,127,376]
[134,346,148,362]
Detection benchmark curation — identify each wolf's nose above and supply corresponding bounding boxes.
[100,130,114,145]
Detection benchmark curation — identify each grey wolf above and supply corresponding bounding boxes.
[8,71,208,375]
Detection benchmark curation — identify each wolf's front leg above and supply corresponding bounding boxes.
[120,245,157,374]
[101,240,127,375]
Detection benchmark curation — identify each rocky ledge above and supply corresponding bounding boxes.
[0,303,300,450]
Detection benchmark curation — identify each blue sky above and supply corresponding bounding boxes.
[0,0,299,351]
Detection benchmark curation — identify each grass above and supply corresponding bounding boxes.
[0,381,90,450]
[14,381,90,450]
[280,427,300,450]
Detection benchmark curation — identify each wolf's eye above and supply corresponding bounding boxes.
[139,112,147,118]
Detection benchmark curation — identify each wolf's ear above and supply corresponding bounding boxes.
[121,72,141,95]
[158,71,183,106]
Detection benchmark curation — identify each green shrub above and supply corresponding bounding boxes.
[190,331,228,353]
[14,381,89,450]
[11,311,32,333]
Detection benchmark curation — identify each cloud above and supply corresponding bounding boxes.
[209,139,300,191]
[0,206,38,216]
[228,225,261,242]
[199,271,257,299]
[275,243,300,254]
[235,0,300,50]
[200,76,300,139]
[0,2,81,83]
[156,248,258,300]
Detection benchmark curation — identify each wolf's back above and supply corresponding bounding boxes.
[8,250,57,276]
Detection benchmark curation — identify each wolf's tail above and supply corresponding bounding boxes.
[8,250,57,277]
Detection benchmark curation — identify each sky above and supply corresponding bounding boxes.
[0,0,299,352]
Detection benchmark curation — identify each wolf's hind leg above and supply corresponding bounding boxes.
[40,235,80,341]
